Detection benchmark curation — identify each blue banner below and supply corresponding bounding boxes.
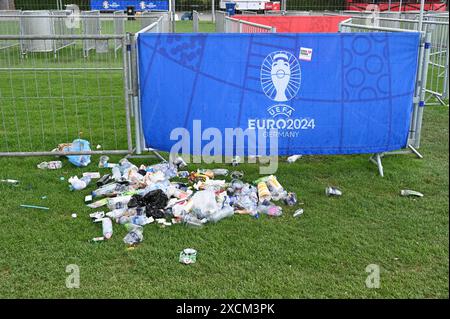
[138,33,419,155]
[90,0,169,11]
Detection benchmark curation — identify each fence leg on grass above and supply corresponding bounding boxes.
[408,144,424,159]
[369,153,385,177]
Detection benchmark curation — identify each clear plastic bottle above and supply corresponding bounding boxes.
[92,183,127,198]
[68,176,91,191]
[106,208,127,219]
[123,224,144,245]
[112,166,122,181]
[207,206,234,223]
[98,156,109,168]
[212,169,229,176]
[257,204,282,217]
[107,195,132,210]
[182,213,204,228]
[101,218,113,239]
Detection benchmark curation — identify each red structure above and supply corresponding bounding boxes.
[237,16,351,33]
[346,0,448,11]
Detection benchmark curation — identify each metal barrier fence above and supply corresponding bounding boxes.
[339,18,431,156]
[215,10,226,32]
[0,10,21,50]
[113,10,125,57]
[0,10,172,157]
[341,12,449,105]
[224,16,276,33]
[375,16,448,105]
[129,16,168,160]
[193,10,199,33]
[0,34,133,156]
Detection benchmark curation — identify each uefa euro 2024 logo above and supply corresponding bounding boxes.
[261,51,301,103]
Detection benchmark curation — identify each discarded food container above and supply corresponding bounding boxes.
[179,248,197,264]
[325,187,342,197]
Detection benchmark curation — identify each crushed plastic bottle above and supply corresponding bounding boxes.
[257,204,282,217]
[123,224,144,245]
[212,169,229,176]
[106,208,127,219]
[207,205,234,223]
[68,176,91,191]
[98,156,109,168]
[112,166,122,181]
[266,175,284,194]
[325,187,342,197]
[37,161,62,170]
[92,183,128,198]
[182,213,204,228]
[107,195,132,210]
[283,192,297,206]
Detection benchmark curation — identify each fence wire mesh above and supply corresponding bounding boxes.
[0,33,132,156]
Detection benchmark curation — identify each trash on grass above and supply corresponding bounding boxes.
[325,187,342,197]
[37,161,62,170]
[83,172,101,179]
[62,139,91,167]
[0,179,19,186]
[400,189,424,197]
[20,204,49,210]
[68,156,301,245]
[68,176,91,191]
[179,248,197,265]
[287,155,302,163]
[91,236,104,242]
[293,209,304,218]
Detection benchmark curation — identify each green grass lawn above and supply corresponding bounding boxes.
[0,21,448,299]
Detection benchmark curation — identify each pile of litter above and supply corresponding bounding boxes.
[68,156,300,246]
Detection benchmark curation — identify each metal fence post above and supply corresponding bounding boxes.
[123,33,134,154]
[414,30,432,149]
[238,20,243,33]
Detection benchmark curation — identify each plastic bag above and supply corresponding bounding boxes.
[63,139,91,167]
